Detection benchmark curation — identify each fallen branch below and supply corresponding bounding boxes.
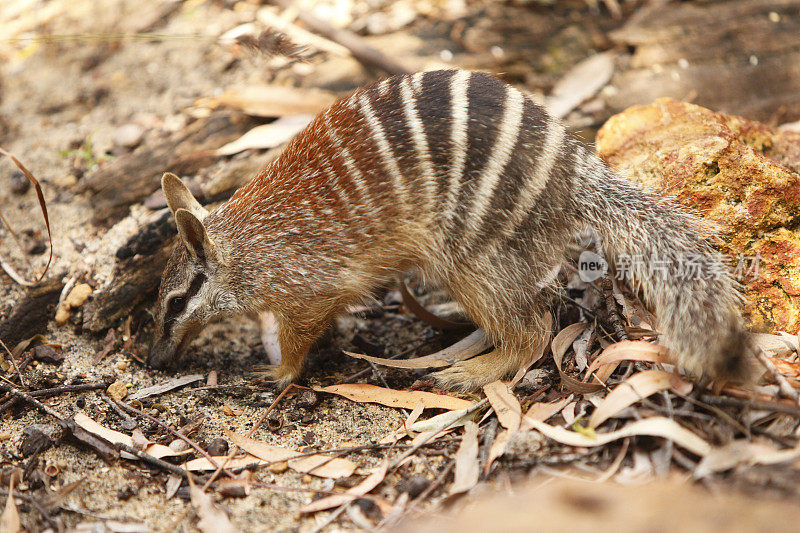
[0,381,119,461]
[755,348,800,405]
[0,382,106,415]
[271,0,411,76]
[115,400,234,479]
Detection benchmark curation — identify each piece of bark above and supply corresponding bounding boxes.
[83,241,174,333]
[271,0,411,76]
[0,276,64,348]
[77,111,256,225]
[85,150,280,332]
[606,0,800,123]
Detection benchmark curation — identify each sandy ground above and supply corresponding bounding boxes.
[3,1,800,531]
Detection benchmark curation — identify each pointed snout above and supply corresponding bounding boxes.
[147,337,179,369]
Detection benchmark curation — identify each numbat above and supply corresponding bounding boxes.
[149,70,753,391]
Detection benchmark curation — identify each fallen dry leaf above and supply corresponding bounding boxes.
[38,478,84,512]
[769,357,800,378]
[695,440,800,478]
[408,404,479,433]
[74,413,186,460]
[314,383,472,411]
[189,477,239,533]
[486,429,512,473]
[523,416,710,457]
[450,422,480,495]
[226,431,357,478]
[196,85,336,118]
[585,341,670,378]
[128,374,204,400]
[92,328,116,364]
[552,322,603,394]
[380,400,427,444]
[483,381,521,432]
[344,329,491,369]
[222,405,243,416]
[520,397,572,431]
[1,480,20,533]
[589,370,692,428]
[165,475,182,500]
[751,333,799,358]
[184,455,266,472]
[299,461,389,514]
[289,455,357,479]
[546,51,616,118]
[215,115,314,155]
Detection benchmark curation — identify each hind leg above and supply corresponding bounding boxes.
[431,262,553,391]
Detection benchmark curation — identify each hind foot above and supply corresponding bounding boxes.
[431,348,518,392]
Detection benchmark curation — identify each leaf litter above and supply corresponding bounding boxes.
[4,1,800,530]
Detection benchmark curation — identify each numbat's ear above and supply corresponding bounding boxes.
[175,208,215,264]
[162,172,208,220]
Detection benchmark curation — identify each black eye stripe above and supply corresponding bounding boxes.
[163,273,207,336]
[185,273,207,300]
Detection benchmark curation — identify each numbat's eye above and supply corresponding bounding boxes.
[168,296,187,314]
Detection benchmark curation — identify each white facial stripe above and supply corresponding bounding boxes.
[467,87,524,234]
[443,70,471,222]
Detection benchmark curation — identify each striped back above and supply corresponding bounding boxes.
[213,70,579,257]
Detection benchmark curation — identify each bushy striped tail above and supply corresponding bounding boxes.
[574,146,754,382]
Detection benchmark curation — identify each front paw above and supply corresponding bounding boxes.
[248,364,299,389]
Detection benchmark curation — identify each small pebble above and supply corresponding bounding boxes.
[107,380,128,401]
[206,438,229,456]
[268,461,288,474]
[302,474,313,484]
[66,283,92,308]
[9,171,30,195]
[266,410,283,431]
[33,345,64,365]
[28,241,47,255]
[297,390,319,409]
[112,123,144,149]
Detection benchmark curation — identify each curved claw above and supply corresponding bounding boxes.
[247,364,300,389]
[247,364,280,382]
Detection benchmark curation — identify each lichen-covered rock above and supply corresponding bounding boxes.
[596,98,800,334]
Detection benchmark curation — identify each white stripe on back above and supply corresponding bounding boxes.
[357,93,410,206]
[399,76,436,210]
[321,114,380,212]
[411,71,425,92]
[442,70,471,222]
[502,114,565,237]
[467,86,524,234]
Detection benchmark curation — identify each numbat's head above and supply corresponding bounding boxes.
[148,173,236,368]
